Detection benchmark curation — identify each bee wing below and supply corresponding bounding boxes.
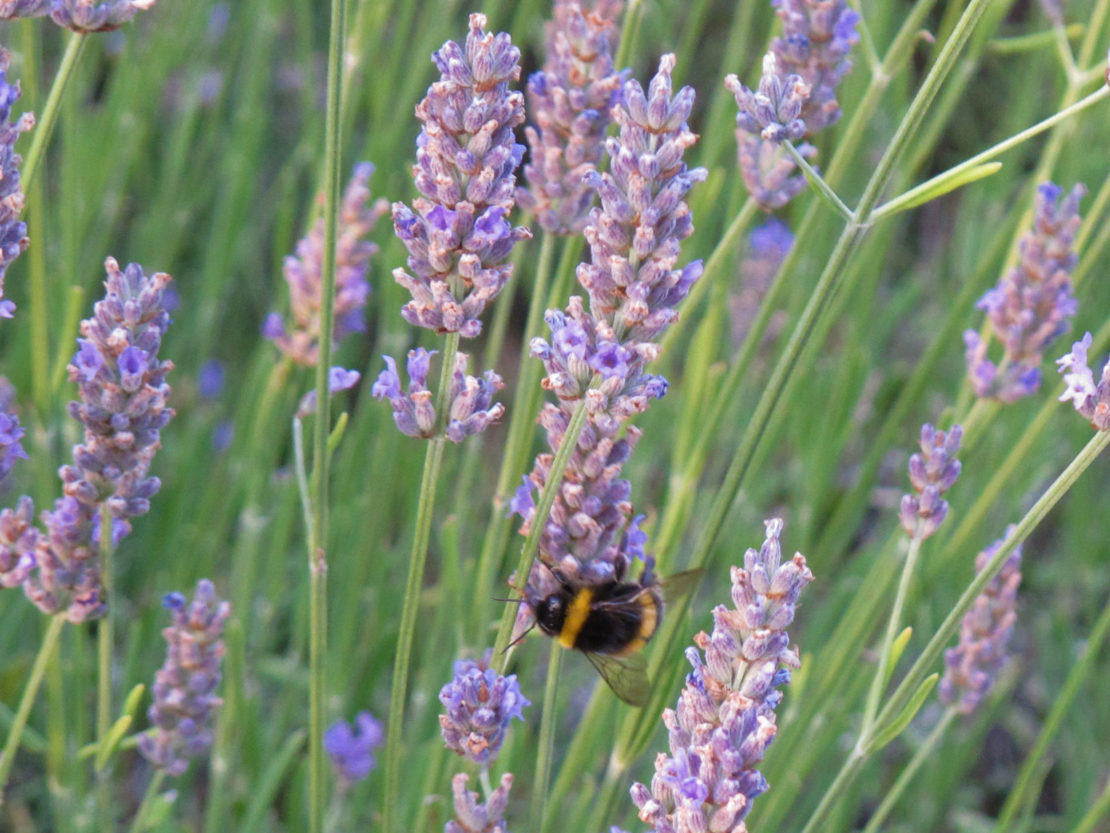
[660,568,704,604]
[584,650,651,707]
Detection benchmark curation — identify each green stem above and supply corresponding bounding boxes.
[534,644,563,833]
[20,31,87,191]
[993,593,1110,831]
[96,503,115,826]
[492,396,591,667]
[470,232,557,644]
[797,749,867,833]
[859,709,957,833]
[784,141,855,223]
[1069,777,1110,833]
[0,615,65,800]
[128,769,167,833]
[868,429,1110,748]
[382,333,460,833]
[860,531,925,742]
[872,86,1110,221]
[307,0,346,827]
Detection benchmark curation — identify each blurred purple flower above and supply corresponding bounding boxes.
[0,0,49,20]
[0,48,33,314]
[899,423,962,540]
[446,772,513,833]
[50,0,157,31]
[438,655,529,766]
[296,366,361,418]
[1057,332,1110,431]
[939,528,1022,714]
[267,163,388,366]
[631,519,813,832]
[324,711,384,785]
[965,182,1084,402]
[391,13,530,338]
[198,359,224,400]
[517,0,624,234]
[0,497,35,588]
[731,218,794,344]
[139,579,229,775]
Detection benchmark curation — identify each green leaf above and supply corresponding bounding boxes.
[326,411,350,460]
[121,683,146,721]
[96,714,133,771]
[883,627,914,688]
[867,673,940,753]
[876,162,1003,218]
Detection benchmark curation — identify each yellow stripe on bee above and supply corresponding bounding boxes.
[559,588,594,648]
[614,592,659,656]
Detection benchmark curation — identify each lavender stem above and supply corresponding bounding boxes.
[128,769,166,833]
[0,615,65,800]
[20,31,86,190]
[96,503,115,826]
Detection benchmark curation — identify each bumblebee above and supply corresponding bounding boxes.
[522,561,701,707]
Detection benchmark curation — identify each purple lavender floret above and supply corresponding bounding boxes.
[736,133,815,213]
[726,53,811,143]
[392,13,530,338]
[899,423,962,540]
[577,54,706,341]
[531,296,667,418]
[0,0,48,16]
[0,496,36,588]
[50,0,156,31]
[24,258,174,622]
[324,711,384,785]
[267,163,389,366]
[296,366,361,418]
[438,654,529,766]
[517,0,625,234]
[965,182,1084,403]
[939,529,1022,714]
[1057,332,1110,431]
[447,772,513,833]
[631,519,813,833]
[139,579,230,776]
[0,394,27,484]
[0,49,33,316]
[373,348,504,441]
[771,0,860,135]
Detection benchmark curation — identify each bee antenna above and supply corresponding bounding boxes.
[490,595,523,604]
[503,620,537,653]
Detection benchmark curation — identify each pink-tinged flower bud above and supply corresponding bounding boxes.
[899,423,962,539]
[1057,332,1110,431]
[446,772,513,833]
[51,0,156,32]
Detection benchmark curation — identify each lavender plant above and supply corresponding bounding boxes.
[439,655,530,767]
[264,162,389,366]
[324,711,384,785]
[964,182,1084,403]
[50,0,156,31]
[139,579,230,776]
[630,519,813,832]
[0,47,32,317]
[1057,332,1110,430]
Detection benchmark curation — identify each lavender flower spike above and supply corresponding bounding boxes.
[24,258,174,622]
[771,0,861,135]
[1057,332,1110,430]
[0,379,28,482]
[447,772,513,833]
[899,423,962,540]
[517,0,624,234]
[139,580,229,775]
[265,162,389,366]
[939,529,1022,714]
[0,49,34,317]
[392,13,531,338]
[438,654,529,766]
[965,182,1084,402]
[372,348,504,442]
[578,53,707,340]
[726,53,811,143]
[324,711,384,785]
[631,519,813,833]
[51,0,156,31]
